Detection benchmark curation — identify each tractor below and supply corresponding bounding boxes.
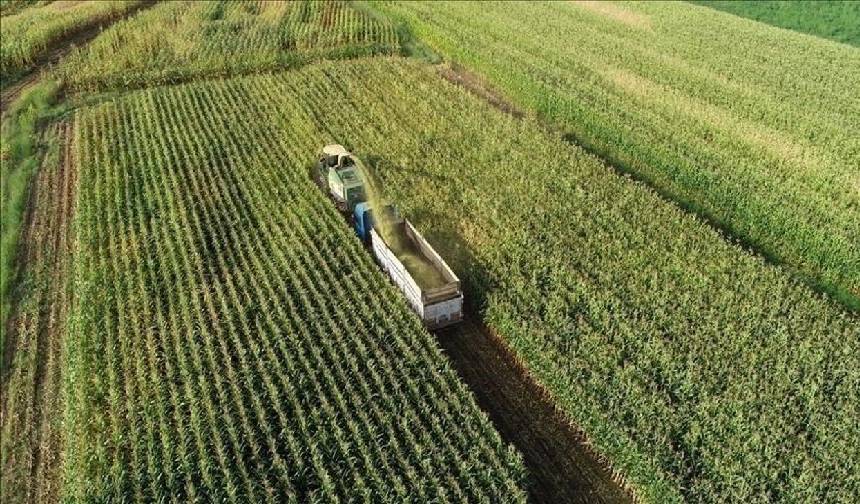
[314,144,366,212]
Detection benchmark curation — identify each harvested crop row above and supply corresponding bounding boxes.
[57,0,400,92]
[380,0,860,309]
[64,67,527,502]
[0,0,143,82]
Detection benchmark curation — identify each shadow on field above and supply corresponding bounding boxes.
[422,226,633,503]
[434,317,633,504]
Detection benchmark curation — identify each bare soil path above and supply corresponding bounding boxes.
[1,120,77,504]
[435,319,635,503]
[438,63,526,119]
[1,71,41,116]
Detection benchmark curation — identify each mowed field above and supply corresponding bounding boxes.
[1,1,859,504]
[382,0,860,309]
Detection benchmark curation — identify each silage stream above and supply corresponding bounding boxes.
[356,159,447,289]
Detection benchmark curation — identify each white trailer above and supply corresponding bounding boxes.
[369,220,464,329]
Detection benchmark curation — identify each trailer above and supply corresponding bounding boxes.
[355,202,464,329]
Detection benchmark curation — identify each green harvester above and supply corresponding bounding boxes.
[314,144,366,212]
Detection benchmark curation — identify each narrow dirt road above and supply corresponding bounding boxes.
[1,121,77,504]
[0,1,155,116]
[435,319,634,504]
[0,71,41,116]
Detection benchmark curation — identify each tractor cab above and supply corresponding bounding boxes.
[316,144,366,212]
[319,144,353,170]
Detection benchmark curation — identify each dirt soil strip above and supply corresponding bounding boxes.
[435,318,635,504]
[1,71,41,116]
[1,120,77,504]
[0,0,156,116]
[32,120,76,504]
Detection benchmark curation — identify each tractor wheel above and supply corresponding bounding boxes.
[313,168,326,192]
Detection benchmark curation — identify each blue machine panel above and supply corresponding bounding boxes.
[353,202,374,242]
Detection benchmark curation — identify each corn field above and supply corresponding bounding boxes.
[3,2,858,503]
[380,0,860,310]
[79,57,857,503]
[0,0,142,80]
[64,61,527,502]
[62,56,860,503]
[57,0,400,92]
[0,1,50,17]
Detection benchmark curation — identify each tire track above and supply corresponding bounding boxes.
[435,318,636,503]
[0,120,77,504]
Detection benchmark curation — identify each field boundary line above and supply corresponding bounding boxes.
[0,118,78,503]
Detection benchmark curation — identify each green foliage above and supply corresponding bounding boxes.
[0,79,61,362]
[0,0,142,83]
[693,0,860,47]
[110,57,859,503]
[63,61,527,502]
[380,1,860,311]
[0,0,48,17]
[57,0,401,92]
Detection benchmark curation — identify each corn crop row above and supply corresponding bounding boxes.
[64,62,527,502]
[380,0,860,309]
[57,0,400,92]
